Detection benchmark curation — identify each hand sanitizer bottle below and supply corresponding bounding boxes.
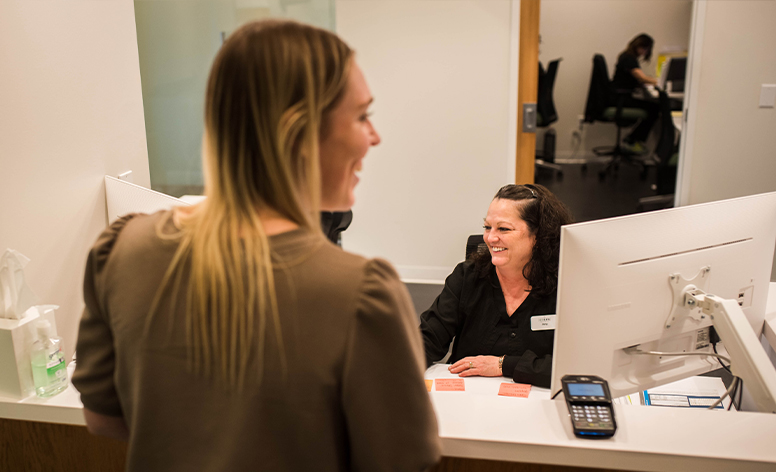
[30,320,68,398]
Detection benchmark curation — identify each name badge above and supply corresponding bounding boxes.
[531,314,556,331]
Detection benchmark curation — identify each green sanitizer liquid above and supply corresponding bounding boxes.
[30,320,68,398]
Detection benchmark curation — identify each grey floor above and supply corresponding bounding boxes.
[535,161,668,223]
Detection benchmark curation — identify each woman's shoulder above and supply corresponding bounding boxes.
[86,210,175,275]
[617,51,639,68]
[271,233,402,292]
[319,243,401,285]
[460,255,494,281]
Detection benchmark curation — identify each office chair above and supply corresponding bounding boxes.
[535,59,563,179]
[637,89,678,212]
[321,210,353,246]
[465,234,487,260]
[583,54,650,180]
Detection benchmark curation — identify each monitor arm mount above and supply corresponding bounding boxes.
[679,283,776,413]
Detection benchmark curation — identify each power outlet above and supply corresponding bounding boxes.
[737,285,754,308]
[759,84,776,108]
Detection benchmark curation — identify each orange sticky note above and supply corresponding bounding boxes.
[435,379,465,392]
[425,379,433,392]
[498,382,531,398]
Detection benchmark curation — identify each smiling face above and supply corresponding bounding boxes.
[319,61,381,211]
[483,198,536,274]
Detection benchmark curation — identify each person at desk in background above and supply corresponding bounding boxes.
[612,33,660,154]
[420,184,574,388]
[72,20,440,472]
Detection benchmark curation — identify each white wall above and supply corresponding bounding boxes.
[539,0,692,160]
[336,0,516,281]
[0,1,150,359]
[680,0,776,205]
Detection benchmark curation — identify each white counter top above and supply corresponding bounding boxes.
[425,363,776,471]
[1,282,775,470]
[0,362,84,426]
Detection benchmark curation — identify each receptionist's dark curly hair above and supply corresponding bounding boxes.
[471,184,574,297]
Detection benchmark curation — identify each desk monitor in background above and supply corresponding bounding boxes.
[104,175,190,224]
[551,192,776,412]
[657,56,686,93]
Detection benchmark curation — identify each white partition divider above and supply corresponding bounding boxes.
[104,176,189,224]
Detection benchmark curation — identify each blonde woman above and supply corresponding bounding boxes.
[73,20,440,471]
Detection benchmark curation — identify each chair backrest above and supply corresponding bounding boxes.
[583,54,613,123]
[465,234,487,260]
[537,58,561,127]
[321,210,353,245]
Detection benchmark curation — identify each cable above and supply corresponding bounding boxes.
[728,380,738,411]
[727,374,740,411]
[712,343,732,374]
[711,342,739,410]
[551,389,563,400]
[709,376,739,411]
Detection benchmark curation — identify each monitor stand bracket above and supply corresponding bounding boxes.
[666,266,711,329]
[682,286,776,413]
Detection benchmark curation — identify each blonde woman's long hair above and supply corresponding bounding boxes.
[153,20,353,387]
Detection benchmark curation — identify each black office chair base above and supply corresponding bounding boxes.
[593,144,652,181]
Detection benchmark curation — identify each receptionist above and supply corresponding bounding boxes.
[420,184,574,388]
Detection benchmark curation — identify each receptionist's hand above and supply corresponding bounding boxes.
[449,356,502,377]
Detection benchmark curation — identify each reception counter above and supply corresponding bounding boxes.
[2,284,776,471]
[425,364,776,472]
[0,364,127,471]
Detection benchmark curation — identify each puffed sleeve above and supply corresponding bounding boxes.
[341,259,441,472]
[72,215,136,417]
[419,262,466,366]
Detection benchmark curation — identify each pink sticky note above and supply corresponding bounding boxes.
[498,382,531,398]
[435,379,465,392]
[425,379,433,392]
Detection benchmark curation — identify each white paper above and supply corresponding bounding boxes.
[0,249,39,320]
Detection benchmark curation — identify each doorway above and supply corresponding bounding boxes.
[531,0,693,222]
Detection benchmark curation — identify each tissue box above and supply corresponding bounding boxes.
[0,306,58,399]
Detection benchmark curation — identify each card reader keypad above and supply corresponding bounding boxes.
[570,405,614,430]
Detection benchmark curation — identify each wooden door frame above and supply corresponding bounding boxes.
[514,0,541,184]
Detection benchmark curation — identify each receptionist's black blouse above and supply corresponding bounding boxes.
[420,260,556,388]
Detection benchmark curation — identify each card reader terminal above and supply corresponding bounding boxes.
[561,375,617,438]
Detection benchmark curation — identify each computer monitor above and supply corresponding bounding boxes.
[551,192,776,412]
[657,56,686,93]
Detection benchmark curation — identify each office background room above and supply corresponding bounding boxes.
[537,0,692,163]
[1,0,775,361]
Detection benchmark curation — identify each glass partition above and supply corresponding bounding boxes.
[134,0,335,196]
